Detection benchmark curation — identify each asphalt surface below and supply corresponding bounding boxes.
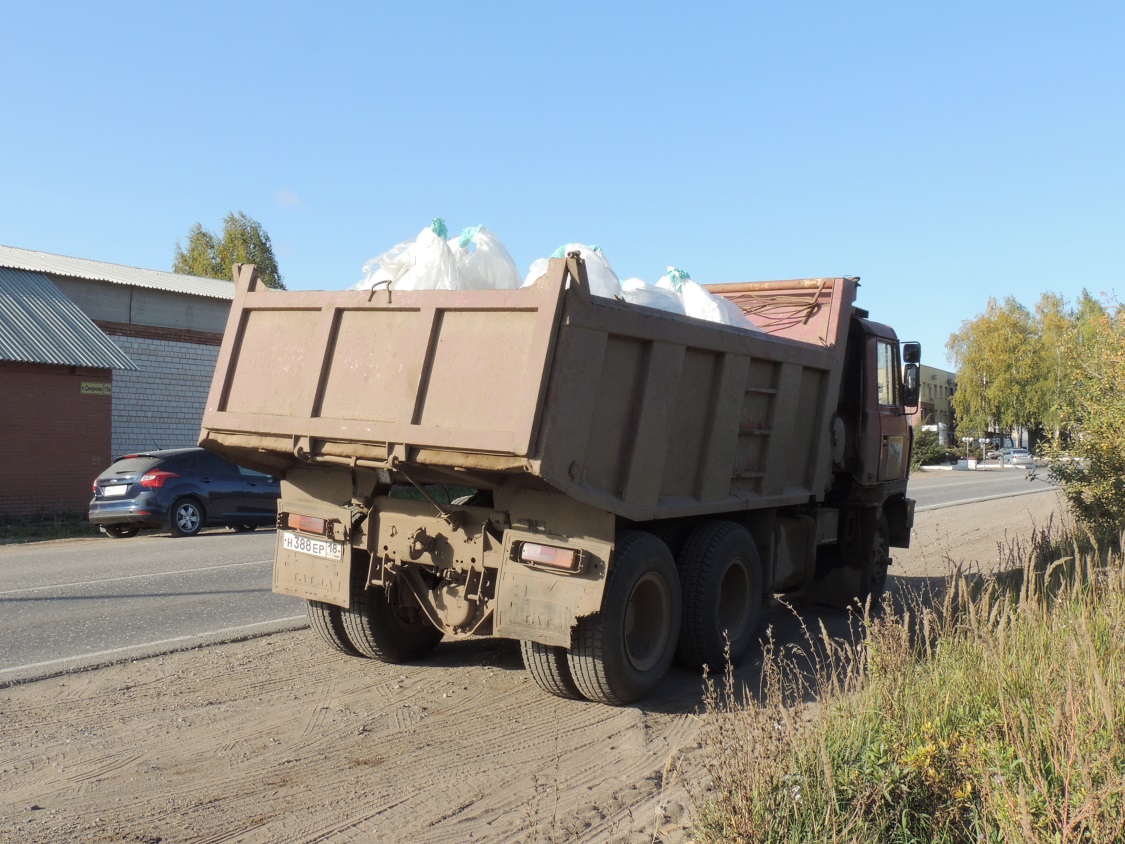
[0,465,1055,686]
[0,528,303,686]
[908,463,1056,510]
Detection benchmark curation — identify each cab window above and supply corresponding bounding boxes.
[876,340,899,407]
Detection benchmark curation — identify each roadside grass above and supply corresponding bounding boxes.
[692,525,1125,844]
[0,511,100,543]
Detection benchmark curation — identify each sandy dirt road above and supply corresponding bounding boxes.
[0,486,1065,844]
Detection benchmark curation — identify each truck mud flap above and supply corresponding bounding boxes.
[493,529,611,649]
[273,531,351,607]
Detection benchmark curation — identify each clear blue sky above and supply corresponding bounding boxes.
[3,1,1122,369]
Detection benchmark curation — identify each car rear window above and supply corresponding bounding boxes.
[102,456,162,477]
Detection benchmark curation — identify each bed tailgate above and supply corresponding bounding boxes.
[200,263,569,466]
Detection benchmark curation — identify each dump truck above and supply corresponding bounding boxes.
[199,255,920,705]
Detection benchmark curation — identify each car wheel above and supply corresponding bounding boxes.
[103,524,140,539]
[169,498,204,537]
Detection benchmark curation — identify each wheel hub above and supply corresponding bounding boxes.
[623,571,671,672]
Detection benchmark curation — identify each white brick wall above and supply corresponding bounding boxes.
[110,336,220,457]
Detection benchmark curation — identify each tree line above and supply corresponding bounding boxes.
[947,291,1124,540]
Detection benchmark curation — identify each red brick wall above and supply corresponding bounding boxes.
[0,362,113,520]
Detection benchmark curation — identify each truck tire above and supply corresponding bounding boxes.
[341,575,443,664]
[643,519,695,559]
[567,531,681,706]
[676,521,763,671]
[858,516,891,611]
[306,599,359,656]
[169,497,204,537]
[520,640,585,700]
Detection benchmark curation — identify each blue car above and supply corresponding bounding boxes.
[89,447,280,538]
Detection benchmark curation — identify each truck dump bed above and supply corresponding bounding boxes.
[201,258,857,521]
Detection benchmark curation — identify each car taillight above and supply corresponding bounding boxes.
[140,470,179,488]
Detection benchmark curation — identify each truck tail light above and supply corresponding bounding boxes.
[140,470,179,488]
[517,542,585,574]
[287,513,326,535]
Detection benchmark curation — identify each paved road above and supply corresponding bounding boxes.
[0,528,303,685]
[0,467,1057,686]
[908,464,1057,510]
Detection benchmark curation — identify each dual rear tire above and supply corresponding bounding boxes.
[306,566,443,663]
[522,523,763,705]
[565,531,682,705]
[676,521,763,672]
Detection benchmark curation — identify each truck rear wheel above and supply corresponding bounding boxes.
[676,521,763,671]
[567,531,681,706]
[306,599,359,656]
[520,640,585,700]
[341,576,444,664]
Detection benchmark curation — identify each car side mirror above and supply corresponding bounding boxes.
[903,363,920,409]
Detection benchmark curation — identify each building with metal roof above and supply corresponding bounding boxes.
[0,246,236,521]
[0,244,235,300]
[0,268,137,370]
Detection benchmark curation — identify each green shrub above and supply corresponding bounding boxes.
[1047,303,1125,545]
[911,429,959,469]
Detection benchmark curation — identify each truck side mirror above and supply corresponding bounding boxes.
[903,363,920,409]
[902,342,921,365]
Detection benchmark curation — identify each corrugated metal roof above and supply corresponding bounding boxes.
[0,268,138,370]
[0,244,234,300]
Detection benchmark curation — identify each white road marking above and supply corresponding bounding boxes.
[0,615,305,677]
[0,559,273,596]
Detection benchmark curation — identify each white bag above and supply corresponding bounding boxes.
[620,277,686,314]
[450,225,521,290]
[393,221,464,291]
[657,267,757,330]
[354,219,464,291]
[355,240,409,290]
[522,243,622,299]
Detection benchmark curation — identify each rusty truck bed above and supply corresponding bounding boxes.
[201,257,857,521]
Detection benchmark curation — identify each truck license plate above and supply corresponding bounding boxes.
[281,531,344,561]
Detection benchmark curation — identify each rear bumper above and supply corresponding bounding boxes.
[88,497,167,527]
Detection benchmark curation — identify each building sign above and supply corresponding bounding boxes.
[81,382,112,396]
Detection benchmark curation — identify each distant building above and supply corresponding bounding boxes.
[910,364,957,444]
[0,245,233,519]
